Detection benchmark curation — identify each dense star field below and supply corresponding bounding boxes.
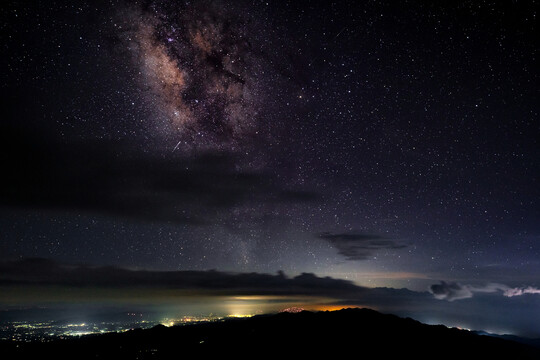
[1,0,538,338]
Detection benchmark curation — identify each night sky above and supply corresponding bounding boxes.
[1,0,539,336]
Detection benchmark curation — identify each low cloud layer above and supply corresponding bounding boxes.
[430,281,540,301]
[0,258,363,298]
[318,232,407,261]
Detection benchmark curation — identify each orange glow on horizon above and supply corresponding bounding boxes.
[298,304,373,312]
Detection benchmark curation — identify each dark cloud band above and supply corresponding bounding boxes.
[318,232,407,261]
[0,258,363,297]
[0,129,319,225]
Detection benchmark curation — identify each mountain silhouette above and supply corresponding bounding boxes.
[2,308,539,358]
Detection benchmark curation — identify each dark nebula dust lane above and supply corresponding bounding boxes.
[115,1,286,151]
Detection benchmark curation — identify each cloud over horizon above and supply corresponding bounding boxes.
[0,258,363,299]
[430,281,540,302]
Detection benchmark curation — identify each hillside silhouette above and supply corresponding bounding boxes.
[2,308,539,359]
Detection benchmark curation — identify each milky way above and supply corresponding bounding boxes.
[120,1,268,150]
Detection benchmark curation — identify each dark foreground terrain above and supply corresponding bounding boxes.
[2,308,539,359]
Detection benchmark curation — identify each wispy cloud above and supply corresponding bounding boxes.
[430,281,540,301]
[503,286,540,297]
[318,232,407,261]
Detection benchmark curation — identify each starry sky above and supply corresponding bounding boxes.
[1,0,539,335]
